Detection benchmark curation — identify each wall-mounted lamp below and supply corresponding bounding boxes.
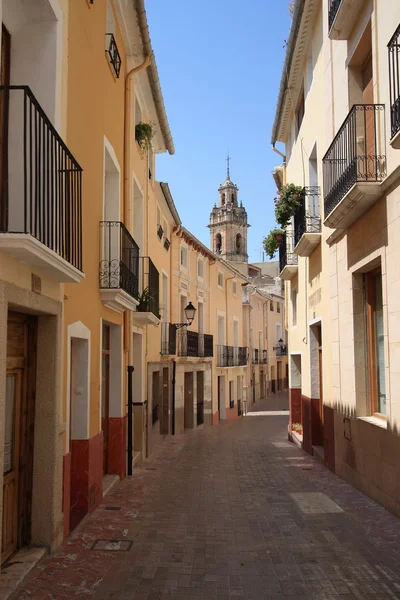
[173,301,197,330]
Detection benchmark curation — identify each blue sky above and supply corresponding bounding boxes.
[146,0,291,263]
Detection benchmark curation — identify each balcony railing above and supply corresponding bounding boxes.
[161,322,177,355]
[177,330,214,358]
[323,104,386,219]
[389,25,400,141]
[217,345,248,367]
[252,349,259,364]
[105,33,122,78]
[294,187,321,246]
[0,86,82,271]
[328,0,341,32]
[138,256,160,317]
[100,221,139,299]
[163,238,170,251]
[276,345,288,357]
[279,231,298,273]
[157,224,163,239]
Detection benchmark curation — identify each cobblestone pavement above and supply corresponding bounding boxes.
[9,391,400,599]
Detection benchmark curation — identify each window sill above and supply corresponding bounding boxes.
[358,415,387,429]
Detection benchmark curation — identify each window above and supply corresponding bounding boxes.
[180,246,188,269]
[277,302,281,313]
[270,301,274,311]
[215,233,222,254]
[295,86,305,134]
[365,268,387,416]
[232,281,237,295]
[197,259,204,279]
[218,272,224,288]
[292,287,297,326]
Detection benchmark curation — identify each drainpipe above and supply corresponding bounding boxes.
[171,360,176,435]
[271,144,286,161]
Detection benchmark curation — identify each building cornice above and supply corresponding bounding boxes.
[271,0,320,145]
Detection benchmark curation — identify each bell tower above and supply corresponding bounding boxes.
[208,156,249,263]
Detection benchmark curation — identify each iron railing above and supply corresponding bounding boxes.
[157,224,163,239]
[0,86,82,271]
[164,238,170,251]
[388,25,400,139]
[99,221,139,299]
[328,0,342,32]
[105,33,122,78]
[323,104,386,219]
[252,349,259,364]
[294,187,321,246]
[137,256,160,317]
[279,231,298,273]
[177,330,214,358]
[276,345,288,357]
[217,345,247,367]
[161,322,177,355]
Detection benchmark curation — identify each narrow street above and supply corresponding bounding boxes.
[9,392,400,600]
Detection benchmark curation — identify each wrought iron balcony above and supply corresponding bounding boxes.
[279,231,298,281]
[328,0,365,40]
[217,345,248,367]
[0,86,83,282]
[293,187,321,257]
[177,330,214,358]
[99,221,139,311]
[105,33,122,78]
[323,104,386,230]
[135,256,160,323]
[276,345,288,357]
[161,322,177,355]
[389,25,400,146]
[163,237,170,251]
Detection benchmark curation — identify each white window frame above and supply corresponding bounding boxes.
[197,258,204,281]
[180,243,189,273]
[232,280,237,296]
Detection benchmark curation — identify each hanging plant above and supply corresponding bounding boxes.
[274,183,304,228]
[263,228,284,260]
[135,121,154,153]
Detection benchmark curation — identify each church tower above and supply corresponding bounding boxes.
[208,157,250,263]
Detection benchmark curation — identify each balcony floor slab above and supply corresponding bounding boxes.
[324,181,382,231]
[329,0,365,40]
[132,311,160,326]
[280,264,298,281]
[294,232,321,257]
[0,233,84,283]
[100,288,139,313]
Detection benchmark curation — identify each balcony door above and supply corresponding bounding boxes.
[0,24,11,231]
[362,54,376,180]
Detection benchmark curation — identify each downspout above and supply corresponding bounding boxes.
[271,145,286,161]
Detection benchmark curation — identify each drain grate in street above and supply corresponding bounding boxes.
[91,539,134,551]
[104,506,121,511]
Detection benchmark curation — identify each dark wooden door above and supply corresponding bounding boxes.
[2,313,37,565]
[161,367,169,435]
[0,24,11,231]
[196,371,204,426]
[184,372,194,429]
[277,362,282,392]
[260,370,264,399]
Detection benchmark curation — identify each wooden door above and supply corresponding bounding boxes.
[2,372,21,563]
[196,371,204,426]
[0,24,11,231]
[161,367,169,435]
[277,362,282,392]
[2,312,37,565]
[184,372,194,429]
[101,325,110,475]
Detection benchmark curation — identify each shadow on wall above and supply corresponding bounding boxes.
[347,197,388,270]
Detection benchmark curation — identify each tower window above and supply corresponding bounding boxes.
[232,193,235,203]
[215,233,222,254]
[221,193,225,205]
[236,233,242,254]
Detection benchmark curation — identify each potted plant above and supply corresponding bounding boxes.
[274,183,304,228]
[137,287,161,318]
[263,228,284,260]
[135,121,154,153]
[292,422,303,435]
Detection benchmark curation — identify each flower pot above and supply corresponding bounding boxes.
[274,233,283,244]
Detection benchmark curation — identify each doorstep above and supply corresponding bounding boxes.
[312,444,325,465]
[0,546,47,600]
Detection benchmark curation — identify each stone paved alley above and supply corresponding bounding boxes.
[6,392,400,599]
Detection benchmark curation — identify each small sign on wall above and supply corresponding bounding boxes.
[31,274,41,294]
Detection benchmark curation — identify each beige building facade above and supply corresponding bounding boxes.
[272,0,400,516]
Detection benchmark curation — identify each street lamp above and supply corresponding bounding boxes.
[173,301,197,329]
